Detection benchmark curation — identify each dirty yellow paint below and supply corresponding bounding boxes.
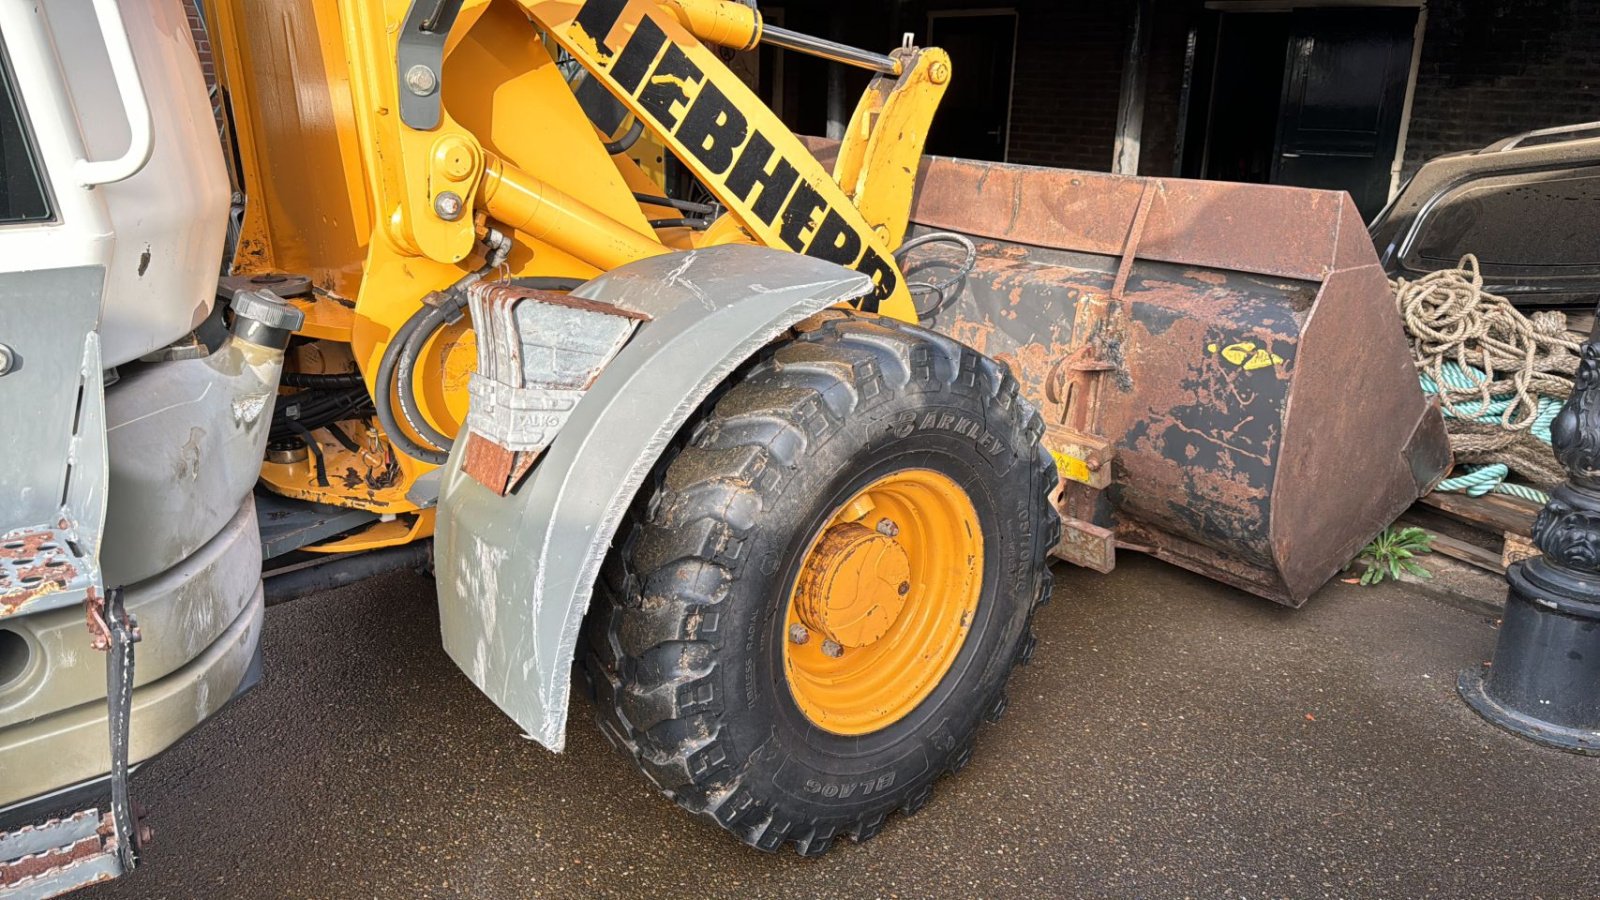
[1208,341,1284,371]
[1051,450,1093,484]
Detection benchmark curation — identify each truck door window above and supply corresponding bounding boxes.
[0,42,52,224]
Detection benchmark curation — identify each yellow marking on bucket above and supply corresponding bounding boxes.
[1208,341,1284,371]
[1051,450,1093,484]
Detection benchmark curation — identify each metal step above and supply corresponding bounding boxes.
[0,809,124,898]
[0,525,97,621]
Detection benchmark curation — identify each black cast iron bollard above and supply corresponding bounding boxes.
[1458,327,1600,754]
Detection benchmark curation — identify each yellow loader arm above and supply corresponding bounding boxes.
[514,0,949,316]
[206,0,948,518]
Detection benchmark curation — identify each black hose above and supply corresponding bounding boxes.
[604,118,644,155]
[631,192,716,217]
[366,234,506,466]
[268,389,373,443]
[395,301,459,453]
[275,389,366,420]
[284,419,328,487]
[280,371,366,389]
[269,388,372,437]
[373,303,450,465]
[390,276,587,455]
[894,231,979,321]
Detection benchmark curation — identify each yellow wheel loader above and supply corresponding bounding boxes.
[0,0,1447,887]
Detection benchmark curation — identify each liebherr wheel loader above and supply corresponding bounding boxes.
[0,0,1448,890]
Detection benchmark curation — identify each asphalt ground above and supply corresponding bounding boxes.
[90,555,1600,899]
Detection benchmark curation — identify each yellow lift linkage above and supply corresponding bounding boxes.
[205,0,949,534]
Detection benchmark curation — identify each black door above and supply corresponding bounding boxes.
[925,13,1016,162]
[1272,8,1417,219]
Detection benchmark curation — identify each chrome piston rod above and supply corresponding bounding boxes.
[760,24,900,75]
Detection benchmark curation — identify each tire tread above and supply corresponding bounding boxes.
[583,313,1060,854]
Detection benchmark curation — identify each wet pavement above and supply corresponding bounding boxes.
[91,555,1600,899]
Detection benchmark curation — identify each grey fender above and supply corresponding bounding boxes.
[435,245,872,750]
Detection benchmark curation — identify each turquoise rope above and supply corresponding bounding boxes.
[1419,362,1562,441]
[1434,463,1549,505]
[1421,361,1555,504]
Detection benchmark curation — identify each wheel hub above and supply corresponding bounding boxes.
[783,468,984,735]
[793,522,912,648]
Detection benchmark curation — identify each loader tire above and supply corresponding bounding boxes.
[582,311,1059,855]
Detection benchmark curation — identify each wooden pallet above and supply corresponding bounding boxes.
[1409,491,1544,575]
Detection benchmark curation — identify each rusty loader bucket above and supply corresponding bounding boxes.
[890,154,1450,606]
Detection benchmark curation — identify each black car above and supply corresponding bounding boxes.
[1369,122,1600,309]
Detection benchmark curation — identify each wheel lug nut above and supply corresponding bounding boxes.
[788,624,810,645]
[876,518,899,537]
[821,639,844,658]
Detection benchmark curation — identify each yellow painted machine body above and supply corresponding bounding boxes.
[203,0,945,549]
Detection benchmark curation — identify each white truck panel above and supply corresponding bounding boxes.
[36,0,230,366]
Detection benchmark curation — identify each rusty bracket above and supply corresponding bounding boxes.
[461,282,647,496]
[84,587,109,652]
[84,587,144,874]
[1046,182,1154,436]
[1110,180,1159,302]
[1054,515,1116,574]
[1037,188,1151,518]
[1043,425,1115,490]
[83,587,140,653]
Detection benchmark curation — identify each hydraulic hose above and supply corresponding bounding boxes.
[280,371,366,389]
[894,231,979,321]
[605,118,644,155]
[373,301,453,466]
[376,274,587,466]
[269,388,372,443]
[370,231,513,465]
[631,192,717,217]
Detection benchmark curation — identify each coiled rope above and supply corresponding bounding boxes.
[1394,254,1581,503]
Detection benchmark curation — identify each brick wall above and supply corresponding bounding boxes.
[183,0,216,89]
[1402,0,1600,175]
[1002,1,1129,170]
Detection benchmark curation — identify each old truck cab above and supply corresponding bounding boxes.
[0,2,297,893]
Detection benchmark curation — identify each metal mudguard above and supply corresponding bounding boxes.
[435,246,871,749]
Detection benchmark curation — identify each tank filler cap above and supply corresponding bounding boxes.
[231,289,305,331]
[229,289,305,350]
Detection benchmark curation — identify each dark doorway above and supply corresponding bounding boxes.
[1201,12,1292,186]
[925,11,1016,161]
[1193,6,1417,220]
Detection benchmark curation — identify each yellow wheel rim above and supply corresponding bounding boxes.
[783,469,984,735]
